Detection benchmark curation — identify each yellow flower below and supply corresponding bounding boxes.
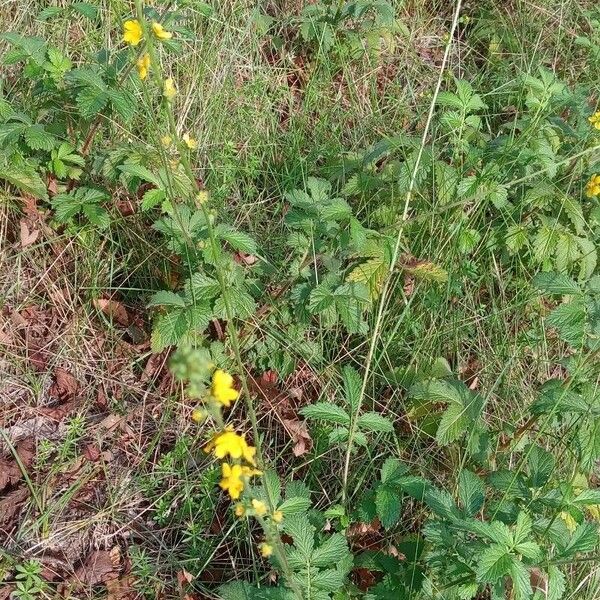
[585,174,600,198]
[152,21,173,40]
[204,428,256,465]
[123,20,143,46]
[211,369,240,407]
[219,463,245,499]
[234,503,246,517]
[272,510,284,523]
[182,133,198,150]
[252,499,267,516]
[161,135,173,148]
[259,543,273,558]
[196,191,208,206]
[191,408,206,423]
[588,111,600,130]
[136,53,150,80]
[163,78,177,100]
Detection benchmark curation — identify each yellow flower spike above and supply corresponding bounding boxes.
[182,133,198,150]
[163,78,177,100]
[219,463,245,500]
[259,543,273,558]
[161,134,173,148]
[123,20,143,46]
[234,503,246,517]
[191,408,206,423]
[152,21,173,40]
[251,499,267,516]
[136,53,150,80]
[272,510,284,524]
[588,111,600,130]
[211,369,240,407]
[204,428,257,465]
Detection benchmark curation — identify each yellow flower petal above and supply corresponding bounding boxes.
[251,499,267,516]
[211,369,240,407]
[163,78,177,100]
[182,133,198,150]
[259,543,273,558]
[123,20,143,46]
[152,21,173,40]
[136,53,150,80]
[272,510,284,523]
[219,463,244,499]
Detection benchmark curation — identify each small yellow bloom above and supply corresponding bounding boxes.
[219,463,245,500]
[163,78,177,100]
[211,369,240,407]
[259,543,273,558]
[123,20,143,46]
[182,133,198,150]
[234,503,246,517]
[588,111,600,130]
[204,428,256,465]
[196,190,208,206]
[161,135,173,148]
[252,499,267,516]
[272,510,284,523]
[585,174,600,198]
[152,21,173,40]
[191,408,206,423]
[136,53,150,80]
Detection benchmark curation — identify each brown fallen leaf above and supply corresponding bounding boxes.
[99,414,124,432]
[50,367,79,399]
[282,418,312,457]
[20,219,39,247]
[0,487,29,526]
[106,576,135,600]
[177,569,194,587]
[94,298,130,326]
[73,549,119,587]
[84,443,101,462]
[0,458,22,491]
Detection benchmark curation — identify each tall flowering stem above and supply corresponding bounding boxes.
[130,2,300,595]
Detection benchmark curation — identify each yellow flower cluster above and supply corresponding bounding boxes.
[585,174,600,198]
[136,53,150,80]
[123,20,143,46]
[204,427,260,499]
[211,369,239,406]
[163,78,177,100]
[588,111,600,130]
[219,463,261,500]
[122,19,173,47]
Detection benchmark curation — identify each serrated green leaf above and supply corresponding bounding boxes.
[380,458,408,484]
[533,272,580,295]
[458,469,485,516]
[0,161,48,200]
[547,565,566,600]
[147,291,186,308]
[300,402,350,425]
[476,544,512,583]
[510,560,533,600]
[23,124,56,151]
[341,365,361,412]
[436,401,468,445]
[283,514,315,560]
[278,496,311,515]
[376,485,401,529]
[311,533,349,567]
[357,412,394,433]
[216,224,257,255]
[141,188,166,211]
[558,522,598,558]
[526,444,555,488]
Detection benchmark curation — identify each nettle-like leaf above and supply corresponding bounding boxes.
[51,186,110,228]
[409,379,485,446]
[0,153,48,200]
